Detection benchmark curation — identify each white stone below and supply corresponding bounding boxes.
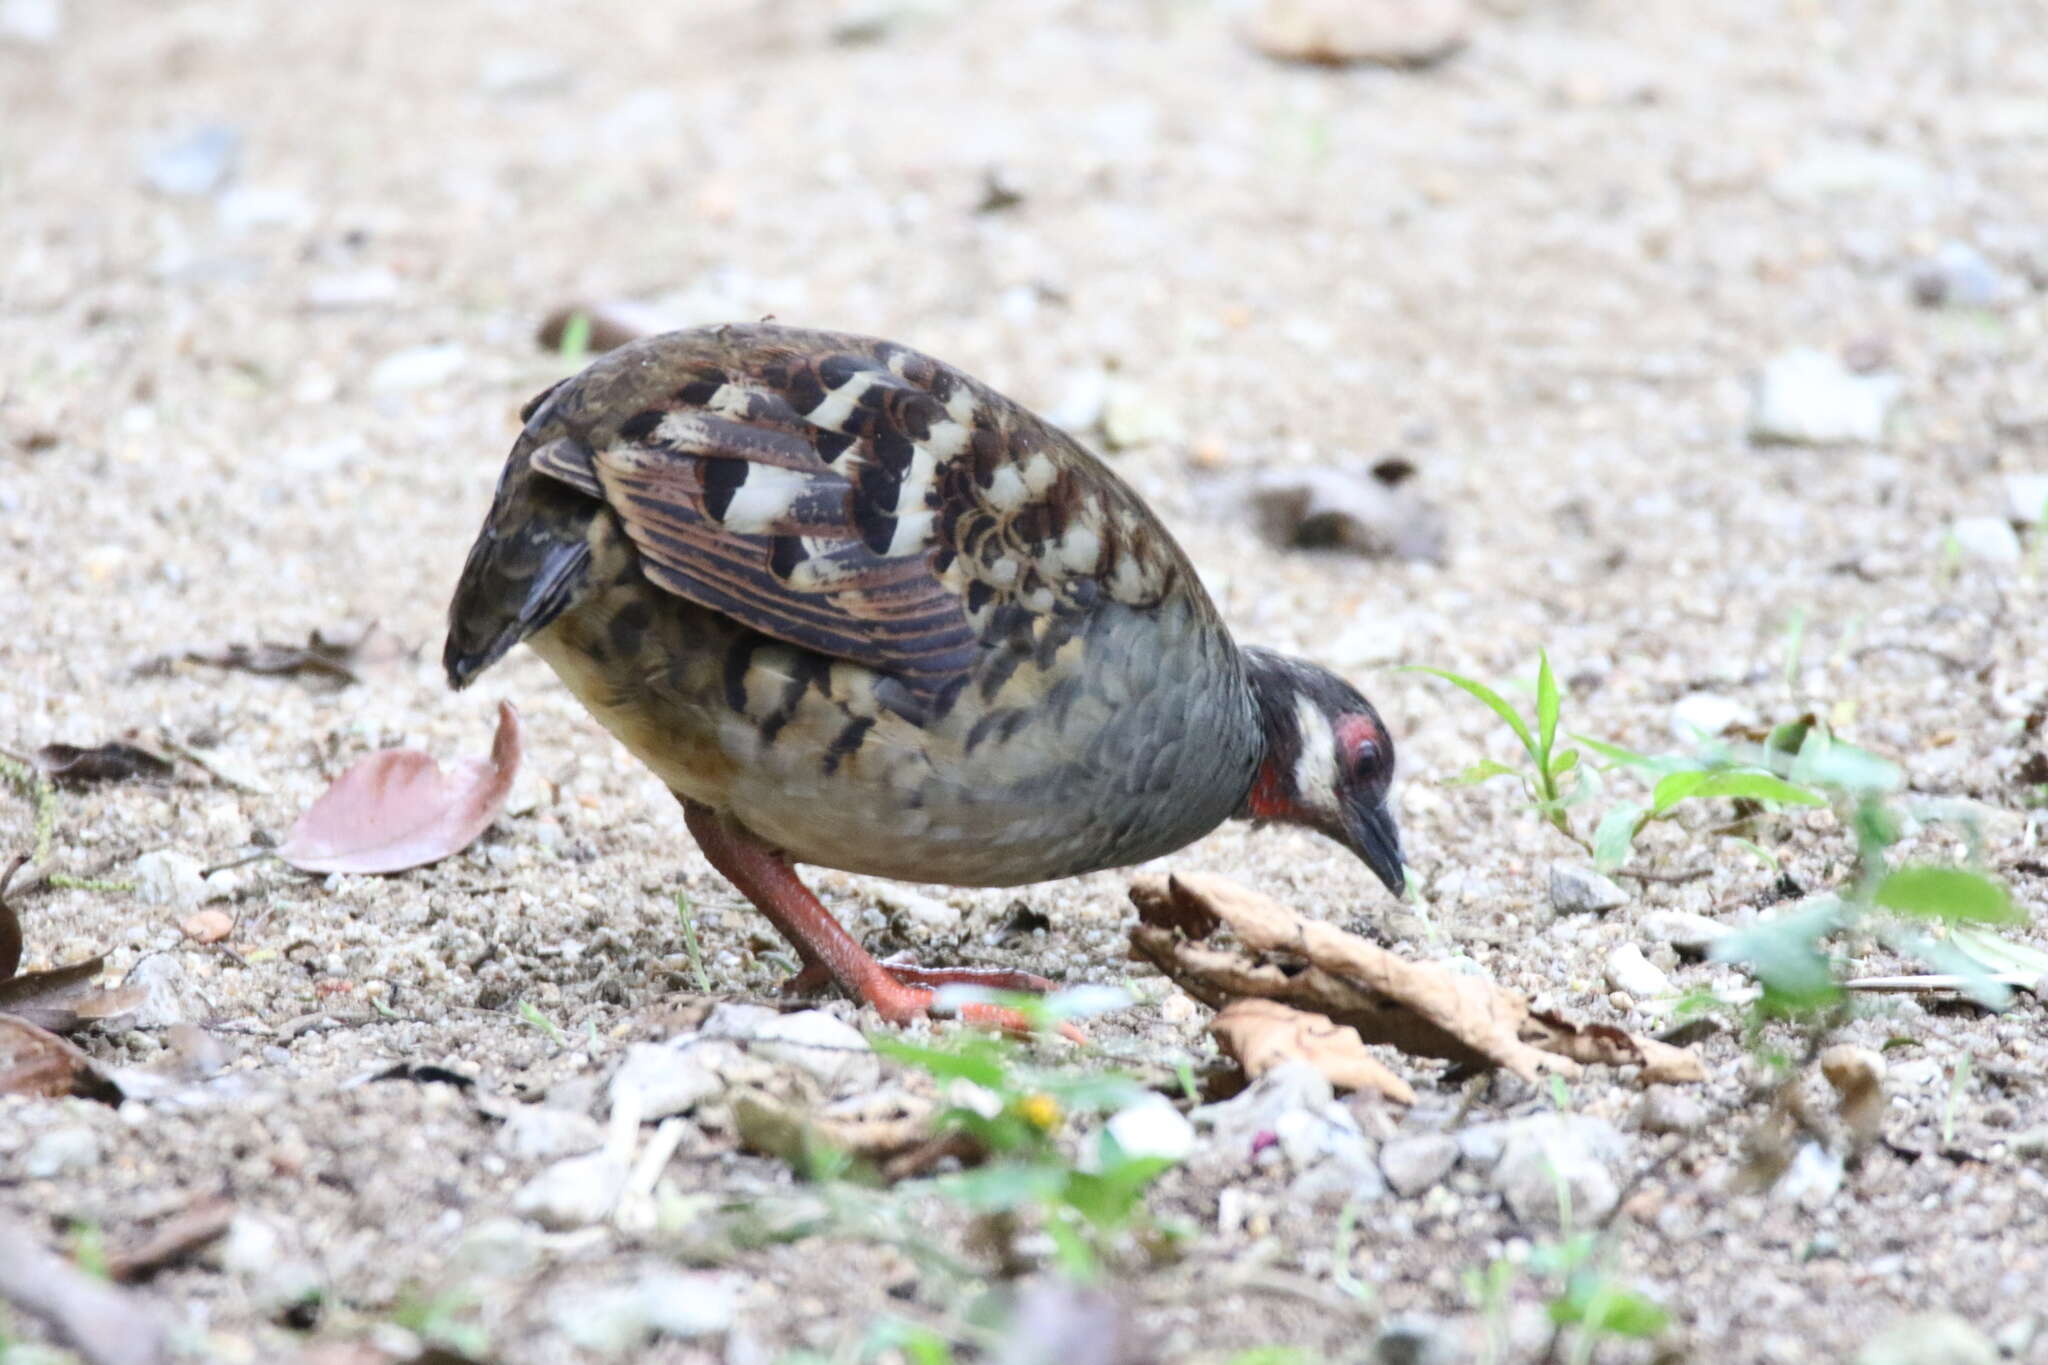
[547,1266,738,1355]
[134,849,206,909]
[512,1150,630,1230]
[23,1126,100,1177]
[2006,473,2048,525]
[1948,516,2023,565]
[1642,910,1730,956]
[1379,1133,1459,1197]
[1855,1313,1999,1365]
[1749,347,1900,446]
[1670,691,1753,740]
[222,1212,322,1314]
[215,186,315,232]
[1104,1095,1197,1163]
[873,886,961,933]
[608,1041,727,1120]
[304,267,401,310]
[746,1010,879,1091]
[498,1104,605,1161]
[1549,862,1628,915]
[1603,944,1672,1000]
[0,0,63,45]
[1489,1115,1629,1227]
[369,343,467,393]
[1775,1140,1845,1209]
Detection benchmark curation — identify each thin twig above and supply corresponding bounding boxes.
[1612,865,1712,885]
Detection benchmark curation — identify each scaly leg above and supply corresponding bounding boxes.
[680,797,1065,1037]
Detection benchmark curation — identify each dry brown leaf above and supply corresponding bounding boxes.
[1131,871,1576,1084]
[1213,998,1415,1104]
[0,1013,122,1102]
[0,953,146,1034]
[33,741,174,786]
[165,624,384,686]
[106,1194,236,1284]
[733,1086,951,1177]
[276,701,522,874]
[1524,1012,1707,1085]
[1133,873,1707,1086]
[1820,1044,1887,1151]
[178,909,234,945]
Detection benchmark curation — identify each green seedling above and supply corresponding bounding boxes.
[871,1002,1177,1281]
[555,310,592,367]
[515,1000,565,1045]
[392,1284,491,1358]
[675,891,712,993]
[1409,651,1588,846]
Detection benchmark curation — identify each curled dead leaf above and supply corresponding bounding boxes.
[1132,872,1704,1088]
[1213,998,1414,1104]
[0,1013,122,1102]
[1524,1012,1706,1085]
[1820,1044,1886,1150]
[33,741,174,786]
[276,702,522,874]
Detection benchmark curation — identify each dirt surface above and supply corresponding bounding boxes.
[4,1,2048,1361]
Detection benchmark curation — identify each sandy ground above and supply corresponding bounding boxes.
[4,0,2048,1361]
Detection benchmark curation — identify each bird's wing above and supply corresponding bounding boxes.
[520,325,1191,714]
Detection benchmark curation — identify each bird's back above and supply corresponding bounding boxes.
[447,324,1263,884]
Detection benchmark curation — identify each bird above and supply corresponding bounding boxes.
[444,323,1404,1033]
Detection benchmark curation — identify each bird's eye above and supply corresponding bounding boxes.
[1351,740,1380,777]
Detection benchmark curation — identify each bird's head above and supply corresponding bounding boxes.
[1239,648,1405,898]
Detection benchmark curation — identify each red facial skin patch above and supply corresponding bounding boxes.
[1335,713,1385,760]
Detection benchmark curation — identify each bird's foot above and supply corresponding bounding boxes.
[780,959,1077,1039]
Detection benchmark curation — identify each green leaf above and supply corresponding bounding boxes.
[869,1035,1011,1090]
[1948,926,2048,976]
[1536,651,1561,771]
[1061,1155,1173,1228]
[1710,899,1845,1015]
[556,310,592,364]
[1549,748,1580,780]
[1550,1275,1671,1339]
[1872,867,2020,926]
[1593,803,1644,871]
[1787,729,1901,794]
[1652,769,1825,815]
[939,1161,1066,1212]
[1649,770,1711,814]
[1406,667,1538,765]
[1451,759,1523,787]
[1571,734,1703,776]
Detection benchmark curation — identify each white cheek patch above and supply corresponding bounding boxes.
[1292,696,1341,818]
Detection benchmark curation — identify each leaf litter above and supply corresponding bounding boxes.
[275,701,522,874]
[1128,871,1704,1093]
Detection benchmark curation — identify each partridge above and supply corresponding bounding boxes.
[445,324,1404,1031]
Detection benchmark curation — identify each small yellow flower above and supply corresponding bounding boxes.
[1016,1092,1062,1133]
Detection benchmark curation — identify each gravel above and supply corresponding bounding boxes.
[3,0,2045,1359]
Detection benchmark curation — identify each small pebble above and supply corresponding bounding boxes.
[1550,862,1627,914]
[1948,516,2022,566]
[1749,347,1899,446]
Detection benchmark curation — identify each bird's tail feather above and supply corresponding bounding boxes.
[444,470,594,690]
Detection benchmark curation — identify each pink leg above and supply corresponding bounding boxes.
[680,798,1070,1037]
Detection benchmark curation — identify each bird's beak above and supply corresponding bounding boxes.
[1343,798,1406,898]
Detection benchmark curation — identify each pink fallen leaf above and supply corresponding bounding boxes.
[277,702,522,874]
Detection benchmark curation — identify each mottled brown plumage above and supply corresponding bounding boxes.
[446,323,1403,1029]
